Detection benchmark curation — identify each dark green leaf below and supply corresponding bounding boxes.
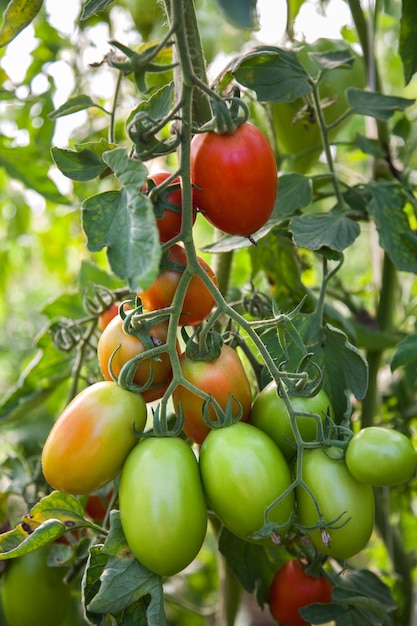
[80,0,114,20]
[274,173,313,217]
[216,0,258,29]
[0,0,43,47]
[290,212,360,252]
[346,88,415,120]
[353,133,384,157]
[333,569,396,612]
[399,0,417,85]
[48,95,109,119]
[309,48,355,71]
[367,181,417,273]
[391,333,417,373]
[51,145,108,181]
[232,47,312,102]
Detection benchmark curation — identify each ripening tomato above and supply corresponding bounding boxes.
[172,344,252,445]
[269,559,332,626]
[119,436,207,576]
[190,121,278,237]
[97,315,176,402]
[296,447,375,560]
[250,383,335,460]
[138,244,218,326]
[199,422,294,543]
[98,302,120,332]
[142,172,197,243]
[42,381,147,495]
[1,545,71,626]
[345,426,417,486]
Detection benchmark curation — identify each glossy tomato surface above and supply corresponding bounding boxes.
[296,447,375,560]
[250,382,334,460]
[42,381,146,495]
[138,244,218,326]
[119,436,207,576]
[199,422,294,543]
[269,559,332,626]
[345,426,417,486]
[97,315,175,402]
[191,121,278,237]
[172,344,252,444]
[1,545,71,626]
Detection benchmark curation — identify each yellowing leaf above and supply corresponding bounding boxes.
[0,0,43,47]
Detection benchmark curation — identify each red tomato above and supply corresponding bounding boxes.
[143,172,196,242]
[190,121,278,237]
[269,559,332,626]
[97,315,176,402]
[172,344,252,444]
[138,244,218,326]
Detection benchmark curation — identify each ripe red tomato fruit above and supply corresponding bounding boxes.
[97,315,176,402]
[172,344,252,445]
[142,171,197,243]
[190,121,277,237]
[98,302,120,332]
[41,381,147,495]
[269,559,332,626]
[138,244,218,326]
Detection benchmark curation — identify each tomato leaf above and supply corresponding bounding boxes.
[391,333,417,375]
[216,0,258,29]
[0,0,43,47]
[51,139,114,181]
[232,47,312,102]
[48,95,109,119]
[80,0,114,20]
[290,212,360,252]
[309,48,356,71]
[399,0,417,85]
[346,88,415,120]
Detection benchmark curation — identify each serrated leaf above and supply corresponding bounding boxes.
[346,88,415,120]
[0,0,43,47]
[367,181,417,273]
[391,333,417,373]
[399,0,417,85]
[48,94,108,119]
[81,148,161,291]
[51,146,107,181]
[290,212,360,252]
[216,0,258,29]
[232,47,312,102]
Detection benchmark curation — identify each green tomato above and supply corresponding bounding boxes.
[199,422,294,543]
[345,426,417,486]
[119,436,207,577]
[42,381,147,495]
[250,383,334,460]
[296,447,375,560]
[1,546,71,626]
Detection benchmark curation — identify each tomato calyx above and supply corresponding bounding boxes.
[182,327,223,362]
[195,88,249,135]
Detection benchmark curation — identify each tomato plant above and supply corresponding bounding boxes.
[98,301,120,332]
[190,121,278,237]
[345,426,417,486]
[97,315,175,402]
[138,243,218,326]
[296,447,375,560]
[1,545,71,626]
[42,381,147,495]
[142,171,196,243]
[172,344,252,444]
[269,559,332,626]
[119,436,207,577]
[199,421,294,542]
[250,383,335,460]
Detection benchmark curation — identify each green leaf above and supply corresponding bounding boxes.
[0,0,43,47]
[216,0,258,29]
[346,88,415,120]
[232,47,312,102]
[399,0,417,85]
[367,181,417,273]
[80,0,114,20]
[51,141,112,181]
[82,148,161,291]
[309,48,355,71]
[290,212,360,252]
[48,95,108,119]
[353,133,384,157]
[333,569,396,613]
[391,333,417,373]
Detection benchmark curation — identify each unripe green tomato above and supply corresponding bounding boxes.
[250,382,334,460]
[1,546,71,626]
[296,447,375,560]
[127,0,165,41]
[345,426,417,486]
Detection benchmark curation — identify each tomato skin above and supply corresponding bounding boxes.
[119,436,207,577]
[199,422,294,542]
[98,302,120,332]
[172,344,252,445]
[143,172,197,243]
[190,121,278,237]
[345,426,417,486]
[250,383,334,460]
[42,381,146,495]
[296,447,375,560]
[1,545,71,626]
[139,244,218,326]
[97,315,175,402]
[269,559,332,626]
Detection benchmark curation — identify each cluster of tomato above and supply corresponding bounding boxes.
[39,120,417,626]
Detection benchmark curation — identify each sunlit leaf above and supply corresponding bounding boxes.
[0,0,43,47]
[48,95,109,119]
[80,0,114,20]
